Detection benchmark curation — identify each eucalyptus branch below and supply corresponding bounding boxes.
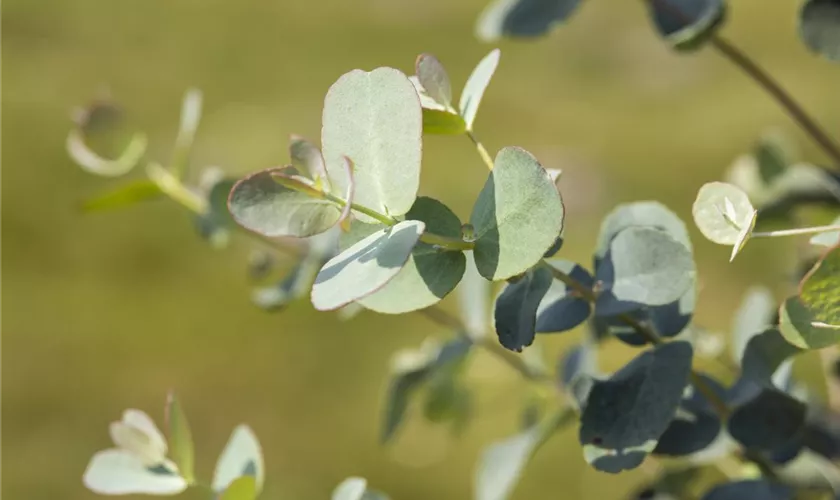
[751,223,840,238]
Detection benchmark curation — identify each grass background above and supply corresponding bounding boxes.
[3,0,840,498]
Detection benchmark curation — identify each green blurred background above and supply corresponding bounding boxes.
[3,0,840,498]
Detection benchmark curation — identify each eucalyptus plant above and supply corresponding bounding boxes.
[68,0,840,499]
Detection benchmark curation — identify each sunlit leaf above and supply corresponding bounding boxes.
[422,109,467,135]
[67,129,147,177]
[358,198,466,314]
[81,180,163,212]
[459,49,500,131]
[799,0,840,62]
[289,135,329,190]
[470,146,564,280]
[322,67,422,223]
[494,265,553,351]
[579,341,693,473]
[595,227,695,315]
[646,0,726,51]
[165,393,194,484]
[600,289,696,346]
[535,260,592,333]
[700,480,794,500]
[692,182,757,247]
[228,168,342,238]
[476,0,584,41]
[219,476,257,500]
[311,220,424,311]
[212,425,264,494]
[728,388,806,454]
[779,246,840,349]
[416,54,453,109]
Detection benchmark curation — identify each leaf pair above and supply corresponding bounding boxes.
[409,50,500,134]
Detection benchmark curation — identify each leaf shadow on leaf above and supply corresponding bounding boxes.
[314,225,417,285]
[473,174,501,278]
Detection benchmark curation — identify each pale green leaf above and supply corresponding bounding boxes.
[332,477,367,500]
[359,198,466,314]
[289,135,329,190]
[170,88,202,179]
[799,0,840,62]
[810,216,840,247]
[67,129,147,177]
[470,146,564,280]
[416,53,453,109]
[731,286,776,364]
[729,209,757,262]
[422,109,467,135]
[322,67,422,223]
[459,49,500,131]
[595,201,692,262]
[779,246,840,349]
[219,477,257,500]
[228,168,341,237]
[165,392,194,484]
[311,220,424,311]
[212,425,264,494]
[692,182,756,245]
[474,426,542,500]
[81,180,163,212]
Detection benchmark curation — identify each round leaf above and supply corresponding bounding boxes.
[416,54,453,109]
[646,0,726,51]
[321,67,422,222]
[799,0,840,62]
[212,425,264,494]
[470,146,565,280]
[692,182,756,245]
[728,389,806,454]
[494,265,554,351]
[359,198,466,314]
[595,201,692,262]
[311,220,424,311]
[228,168,341,238]
[596,227,695,314]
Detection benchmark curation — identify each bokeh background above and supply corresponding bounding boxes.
[4,0,840,499]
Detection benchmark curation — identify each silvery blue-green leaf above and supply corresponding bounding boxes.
[408,76,447,111]
[754,131,794,185]
[779,246,840,349]
[799,0,840,62]
[321,67,422,223]
[212,425,264,494]
[228,168,342,238]
[331,477,390,500]
[494,265,554,351]
[556,341,598,398]
[653,374,725,457]
[251,263,314,311]
[381,368,428,443]
[728,388,806,454]
[311,220,424,311]
[170,88,202,179]
[219,476,257,500]
[474,425,542,500]
[470,146,564,280]
[81,180,163,212]
[646,0,726,51]
[289,135,329,190]
[692,182,756,246]
[599,286,695,346]
[459,49,500,131]
[422,109,467,135]
[731,286,775,364]
[165,392,195,484]
[810,216,840,247]
[196,177,237,247]
[700,480,794,500]
[579,341,693,473]
[457,251,491,338]
[729,328,801,405]
[67,128,147,177]
[359,198,466,314]
[416,54,453,109]
[475,0,584,42]
[535,260,592,333]
[595,227,695,315]
[595,201,692,263]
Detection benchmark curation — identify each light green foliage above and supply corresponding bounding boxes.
[289,135,330,190]
[602,227,695,308]
[692,181,757,259]
[332,477,390,500]
[311,220,424,311]
[459,49,500,131]
[81,180,163,212]
[470,146,564,280]
[219,477,257,500]
[811,216,840,247]
[780,245,840,348]
[474,425,542,500]
[228,168,342,237]
[169,88,202,179]
[799,0,840,61]
[416,54,454,110]
[66,129,147,177]
[595,201,692,261]
[358,198,466,314]
[165,393,195,484]
[322,67,422,222]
